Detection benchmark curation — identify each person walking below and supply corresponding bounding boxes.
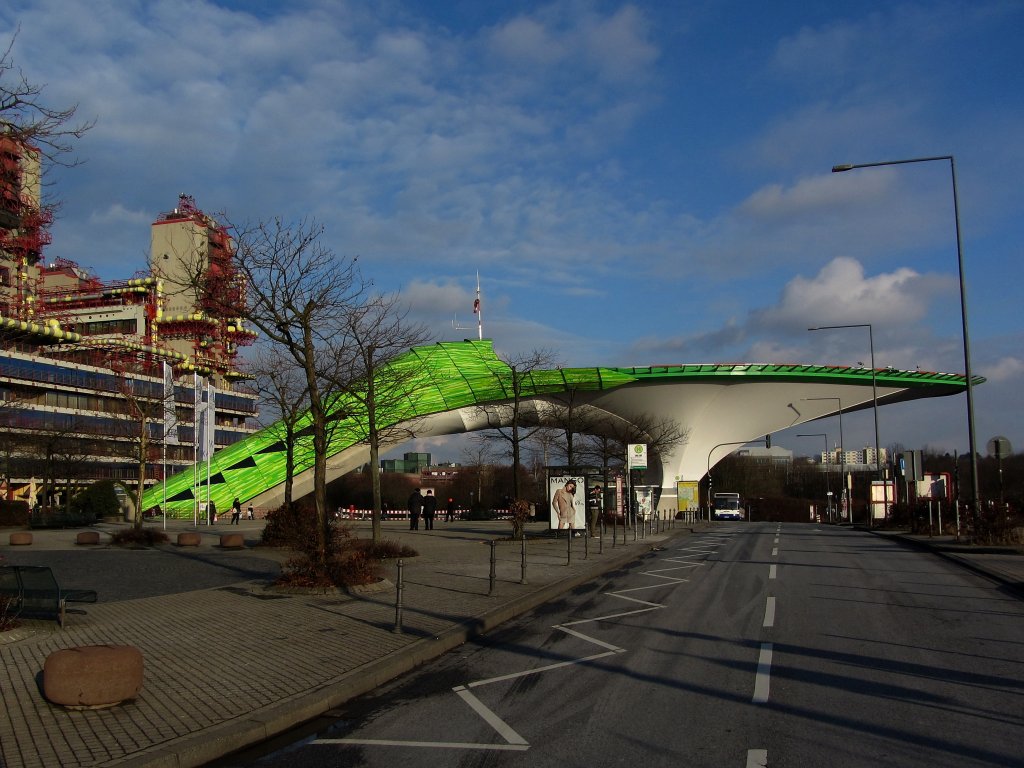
[246,504,254,520]
[231,497,242,525]
[408,488,423,530]
[423,489,437,530]
[445,497,456,522]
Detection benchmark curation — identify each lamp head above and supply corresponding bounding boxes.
[832,164,854,172]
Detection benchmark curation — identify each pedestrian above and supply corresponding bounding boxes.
[208,499,217,526]
[445,497,456,522]
[231,497,242,525]
[247,504,254,520]
[408,488,423,530]
[423,489,437,530]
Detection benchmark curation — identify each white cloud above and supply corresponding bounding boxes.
[753,256,954,332]
[981,356,1024,384]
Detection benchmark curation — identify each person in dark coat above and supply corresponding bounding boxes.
[231,498,242,524]
[422,489,437,530]
[445,497,456,522]
[408,489,423,530]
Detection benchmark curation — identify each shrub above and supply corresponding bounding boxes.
[0,500,29,527]
[277,547,381,589]
[261,502,327,549]
[509,499,531,540]
[275,535,417,589]
[349,538,418,559]
[109,527,169,547]
[70,481,119,522]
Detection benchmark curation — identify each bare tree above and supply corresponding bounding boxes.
[1,30,94,166]
[250,343,310,510]
[461,437,499,510]
[579,411,690,495]
[329,292,432,542]
[474,349,558,501]
[540,386,602,467]
[220,216,366,572]
[104,362,172,528]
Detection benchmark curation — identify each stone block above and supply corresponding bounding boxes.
[219,533,244,549]
[8,532,32,546]
[75,531,100,545]
[43,645,144,709]
[176,532,202,547]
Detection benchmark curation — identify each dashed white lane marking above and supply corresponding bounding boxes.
[747,748,768,766]
[762,597,776,628]
[769,564,777,580]
[752,643,773,704]
[771,547,778,557]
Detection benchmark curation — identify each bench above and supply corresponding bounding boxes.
[0,565,98,628]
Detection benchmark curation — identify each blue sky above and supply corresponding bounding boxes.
[3,0,1022,462]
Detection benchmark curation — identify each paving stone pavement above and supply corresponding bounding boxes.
[1,518,1020,768]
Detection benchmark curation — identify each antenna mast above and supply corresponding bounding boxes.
[453,271,483,340]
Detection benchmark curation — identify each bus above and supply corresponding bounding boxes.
[712,492,744,521]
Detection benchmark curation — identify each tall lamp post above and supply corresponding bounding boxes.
[798,432,831,519]
[809,324,883,527]
[832,155,979,529]
[805,396,845,521]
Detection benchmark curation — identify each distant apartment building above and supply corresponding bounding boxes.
[819,447,888,468]
[0,133,257,506]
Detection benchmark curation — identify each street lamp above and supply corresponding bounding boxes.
[832,155,980,529]
[805,396,845,521]
[797,432,830,519]
[809,324,882,527]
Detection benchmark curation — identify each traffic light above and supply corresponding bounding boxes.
[765,434,771,449]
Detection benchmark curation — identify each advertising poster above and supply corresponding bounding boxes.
[676,480,699,512]
[635,486,654,519]
[548,474,586,530]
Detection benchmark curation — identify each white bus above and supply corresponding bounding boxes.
[712,492,744,521]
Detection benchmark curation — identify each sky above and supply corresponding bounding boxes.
[3,0,1022,463]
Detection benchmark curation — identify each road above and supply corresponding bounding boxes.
[217,523,1024,767]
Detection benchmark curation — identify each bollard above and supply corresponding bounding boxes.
[520,535,527,585]
[584,527,589,559]
[393,558,404,634]
[488,540,497,596]
[566,527,572,566]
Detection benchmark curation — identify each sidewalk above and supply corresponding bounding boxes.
[1,518,691,768]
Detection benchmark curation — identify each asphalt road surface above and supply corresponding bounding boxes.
[217,523,1024,767]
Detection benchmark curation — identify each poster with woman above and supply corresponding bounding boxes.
[548,474,586,530]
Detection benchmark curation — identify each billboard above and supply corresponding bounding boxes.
[548,473,586,530]
[676,480,700,512]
